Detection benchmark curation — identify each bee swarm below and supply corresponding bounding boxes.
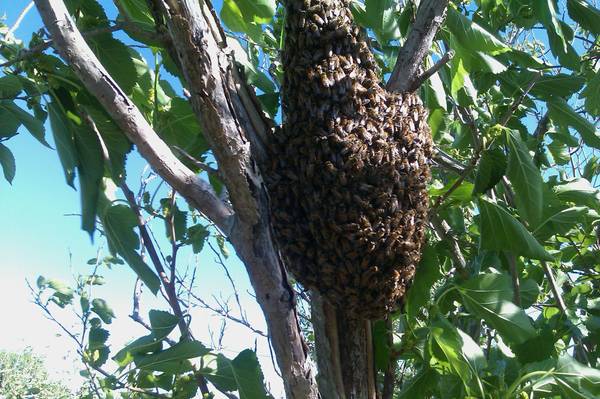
[265,0,433,319]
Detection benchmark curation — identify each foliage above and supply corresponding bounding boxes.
[1,0,600,397]
[0,348,77,399]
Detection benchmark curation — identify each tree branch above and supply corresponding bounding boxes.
[405,50,454,93]
[387,0,449,93]
[33,0,234,234]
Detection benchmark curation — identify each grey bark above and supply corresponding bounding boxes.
[387,0,449,93]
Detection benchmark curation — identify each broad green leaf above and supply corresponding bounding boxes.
[0,104,21,138]
[102,204,161,294]
[472,147,507,195]
[450,56,477,105]
[0,75,22,98]
[364,0,400,42]
[220,0,264,41]
[113,335,162,367]
[149,310,180,341]
[156,98,207,170]
[397,367,437,399]
[0,143,16,183]
[553,178,600,212]
[478,198,553,260]
[458,273,536,345]
[73,123,103,236]
[48,102,78,188]
[506,130,544,227]
[405,245,442,322]
[372,320,390,372]
[430,179,475,206]
[581,71,600,117]
[0,101,48,146]
[567,0,600,35]
[91,298,115,324]
[88,327,109,350]
[227,38,275,93]
[186,224,210,254]
[87,36,143,95]
[548,96,600,149]
[78,93,132,181]
[430,317,487,392]
[519,278,540,308]
[446,8,510,55]
[534,206,594,240]
[205,350,269,399]
[538,0,568,53]
[223,0,275,25]
[136,340,210,372]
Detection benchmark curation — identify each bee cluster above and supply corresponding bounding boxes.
[265,0,433,319]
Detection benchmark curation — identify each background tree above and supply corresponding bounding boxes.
[1,0,600,398]
[0,348,79,399]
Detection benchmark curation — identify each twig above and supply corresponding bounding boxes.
[1,23,144,68]
[405,50,454,92]
[542,263,590,365]
[430,214,468,276]
[172,145,222,178]
[499,73,542,126]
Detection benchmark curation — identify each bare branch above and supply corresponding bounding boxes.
[33,0,234,234]
[429,214,467,275]
[387,0,449,93]
[405,50,454,93]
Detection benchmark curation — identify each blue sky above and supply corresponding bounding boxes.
[0,1,283,396]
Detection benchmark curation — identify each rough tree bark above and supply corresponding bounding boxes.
[34,0,448,397]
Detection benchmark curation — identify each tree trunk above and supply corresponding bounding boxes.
[313,294,376,399]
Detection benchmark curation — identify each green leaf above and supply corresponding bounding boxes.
[136,340,210,372]
[430,316,487,392]
[73,122,104,236]
[102,205,161,294]
[0,101,48,146]
[372,320,390,372]
[187,224,210,254]
[458,272,537,345]
[149,310,180,341]
[222,0,275,26]
[548,96,600,149]
[473,147,507,195]
[364,0,400,42]
[87,36,145,95]
[567,0,600,35]
[446,8,510,55]
[91,298,115,324]
[0,75,23,98]
[405,245,442,322]
[534,206,593,240]
[221,0,264,41]
[553,178,600,213]
[113,335,162,367]
[89,327,110,350]
[205,350,269,399]
[478,198,553,260]
[78,93,132,181]
[397,367,437,398]
[581,71,600,117]
[0,143,16,183]
[48,101,78,188]
[506,130,544,227]
[538,0,568,53]
[159,198,187,242]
